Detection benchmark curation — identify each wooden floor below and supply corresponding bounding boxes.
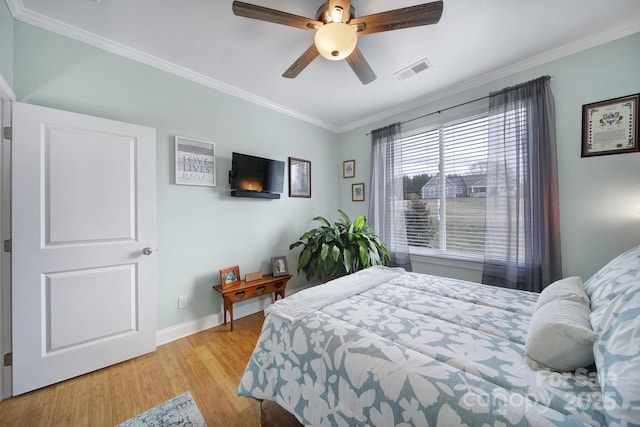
[0,313,303,427]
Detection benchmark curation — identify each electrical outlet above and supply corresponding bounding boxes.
[178,295,188,309]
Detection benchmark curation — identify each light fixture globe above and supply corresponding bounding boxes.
[314,22,357,61]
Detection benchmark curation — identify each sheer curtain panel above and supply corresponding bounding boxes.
[369,123,412,270]
[482,76,562,292]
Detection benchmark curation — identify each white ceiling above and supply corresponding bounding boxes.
[7,0,640,133]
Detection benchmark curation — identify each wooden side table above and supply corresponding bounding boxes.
[213,274,291,331]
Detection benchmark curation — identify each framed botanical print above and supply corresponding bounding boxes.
[352,183,365,201]
[343,160,355,178]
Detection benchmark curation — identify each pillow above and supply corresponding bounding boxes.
[534,276,588,311]
[583,244,640,333]
[593,284,640,425]
[525,298,597,371]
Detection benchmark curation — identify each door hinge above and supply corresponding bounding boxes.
[3,239,10,253]
[2,127,10,140]
[3,352,11,367]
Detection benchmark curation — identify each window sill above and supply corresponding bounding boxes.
[409,252,484,271]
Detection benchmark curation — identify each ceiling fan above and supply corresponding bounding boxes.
[232,0,443,85]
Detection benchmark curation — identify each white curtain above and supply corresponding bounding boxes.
[482,76,562,292]
[368,123,412,270]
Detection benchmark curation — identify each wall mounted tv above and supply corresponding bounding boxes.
[229,152,285,199]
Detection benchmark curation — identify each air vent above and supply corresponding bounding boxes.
[394,58,432,80]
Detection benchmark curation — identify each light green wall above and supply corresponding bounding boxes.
[12,21,340,329]
[0,0,12,84]
[6,10,640,329]
[338,32,640,282]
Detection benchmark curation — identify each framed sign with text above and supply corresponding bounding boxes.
[175,136,216,186]
[582,94,639,157]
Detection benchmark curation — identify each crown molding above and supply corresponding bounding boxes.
[0,73,16,101]
[7,0,339,132]
[8,0,639,135]
[336,23,640,134]
[5,0,23,18]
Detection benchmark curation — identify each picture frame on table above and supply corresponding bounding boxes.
[581,93,639,157]
[175,136,216,186]
[271,256,289,277]
[220,265,241,289]
[352,183,365,201]
[289,157,311,198]
[343,160,355,178]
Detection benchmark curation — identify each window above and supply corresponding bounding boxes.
[401,113,489,259]
[371,78,556,290]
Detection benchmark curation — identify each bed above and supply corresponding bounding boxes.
[238,245,640,426]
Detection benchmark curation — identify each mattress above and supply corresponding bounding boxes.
[238,266,607,426]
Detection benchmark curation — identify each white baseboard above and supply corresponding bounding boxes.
[155,282,317,346]
[156,297,271,346]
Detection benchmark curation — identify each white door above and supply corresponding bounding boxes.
[11,102,157,395]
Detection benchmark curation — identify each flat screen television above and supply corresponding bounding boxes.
[230,152,285,199]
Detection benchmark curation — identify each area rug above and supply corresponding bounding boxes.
[116,391,208,427]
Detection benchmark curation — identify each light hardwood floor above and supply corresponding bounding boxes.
[0,313,303,427]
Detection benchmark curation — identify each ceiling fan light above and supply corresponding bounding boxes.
[314,22,357,61]
[331,6,343,23]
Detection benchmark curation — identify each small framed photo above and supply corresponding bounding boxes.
[581,93,639,157]
[352,183,365,201]
[343,160,355,178]
[289,157,311,198]
[175,136,216,186]
[271,256,289,277]
[220,265,241,289]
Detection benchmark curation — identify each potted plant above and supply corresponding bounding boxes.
[289,209,391,282]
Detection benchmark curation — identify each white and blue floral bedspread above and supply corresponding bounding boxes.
[238,267,607,426]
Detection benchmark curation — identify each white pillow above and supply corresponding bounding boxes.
[534,276,588,312]
[525,299,597,371]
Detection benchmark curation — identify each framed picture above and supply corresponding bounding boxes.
[352,183,365,201]
[220,265,240,289]
[343,160,355,178]
[289,157,311,198]
[175,136,216,186]
[271,256,289,277]
[581,94,639,157]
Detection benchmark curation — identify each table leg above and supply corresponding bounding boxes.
[223,297,228,325]
[223,296,233,331]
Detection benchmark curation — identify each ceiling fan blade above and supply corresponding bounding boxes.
[345,47,376,85]
[350,1,443,36]
[232,1,322,31]
[283,44,320,79]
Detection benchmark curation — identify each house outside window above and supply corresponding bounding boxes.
[401,114,490,259]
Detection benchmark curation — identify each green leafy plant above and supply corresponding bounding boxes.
[289,209,391,282]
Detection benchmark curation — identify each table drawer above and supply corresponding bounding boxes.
[228,280,286,302]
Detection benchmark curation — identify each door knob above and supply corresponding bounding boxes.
[142,247,153,255]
